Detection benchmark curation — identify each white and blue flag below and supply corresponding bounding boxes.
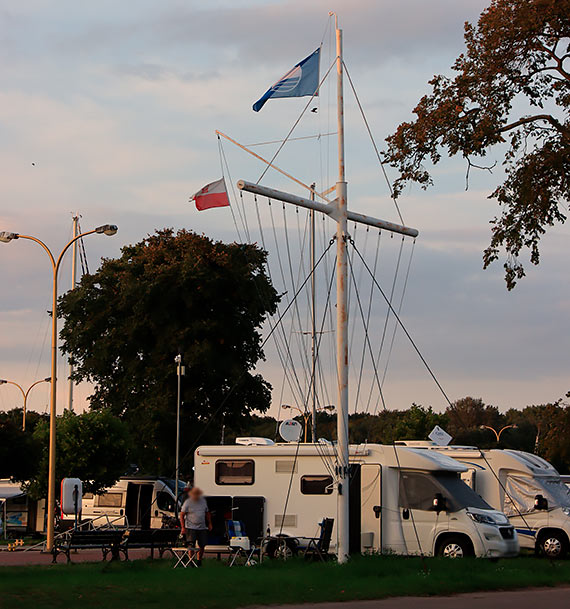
[253,48,320,112]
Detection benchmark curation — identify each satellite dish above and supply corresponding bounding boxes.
[279,419,302,443]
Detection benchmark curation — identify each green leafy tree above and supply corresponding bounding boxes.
[27,410,131,499]
[384,0,570,289]
[58,229,279,473]
[0,415,42,481]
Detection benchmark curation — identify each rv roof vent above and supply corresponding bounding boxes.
[235,437,275,446]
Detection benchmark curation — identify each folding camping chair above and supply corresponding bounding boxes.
[303,518,334,562]
[226,520,259,567]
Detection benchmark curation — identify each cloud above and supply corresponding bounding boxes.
[1,0,567,418]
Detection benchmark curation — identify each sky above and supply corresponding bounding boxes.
[0,0,568,422]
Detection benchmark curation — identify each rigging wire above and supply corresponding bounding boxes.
[379,239,416,389]
[342,60,404,225]
[351,240,454,408]
[256,58,337,185]
[353,230,382,412]
[346,241,425,560]
[364,236,404,414]
[177,237,337,471]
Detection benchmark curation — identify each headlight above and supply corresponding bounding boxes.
[467,512,499,526]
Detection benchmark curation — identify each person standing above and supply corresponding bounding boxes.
[180,486,212,566]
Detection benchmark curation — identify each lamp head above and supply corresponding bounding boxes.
[0,379,7,385]
[282,404,291,409]
[0,232,18,243]
[95,224,118,236]
[44,377,51,382]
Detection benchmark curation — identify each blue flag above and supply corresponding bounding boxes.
[253,48,321,112]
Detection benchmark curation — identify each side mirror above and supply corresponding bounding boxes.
[433,493,447,513]
[534,494,548,510]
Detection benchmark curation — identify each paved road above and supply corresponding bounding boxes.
[255,587,570,609]
[0,548,153,566]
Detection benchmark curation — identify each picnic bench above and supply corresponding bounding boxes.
[52,529,125,563]
[120,528,180,560]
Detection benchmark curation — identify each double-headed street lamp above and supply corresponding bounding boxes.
[0,224,117,551]
[282,404,335,443]
[0,377,51,430]
[480,424,518,443]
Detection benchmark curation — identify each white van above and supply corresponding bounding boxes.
[194,442,518,558]
[81,476,181,529]
[400,443,570,558]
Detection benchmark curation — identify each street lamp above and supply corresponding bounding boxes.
[174,353,185,515]
[480,424,518,443]
[282,404,334,443]
[0,377,51,430]
[0,223,118,551]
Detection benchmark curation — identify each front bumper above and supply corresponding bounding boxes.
[480,525,519,557]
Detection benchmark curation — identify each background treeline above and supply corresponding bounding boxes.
[223,396,570,474]
[2,395,569,499]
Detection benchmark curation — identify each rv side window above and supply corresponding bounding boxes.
[96,492,123,508]
[215,460,255,485]
[301,475,333,495]
[399,472,440,511]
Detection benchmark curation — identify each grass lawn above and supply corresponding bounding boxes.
[1,555,570,609]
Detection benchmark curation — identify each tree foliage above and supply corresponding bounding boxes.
[384,0,570,289]
[26,410,131,499]
[58,229,279,473]
[0,413,42,481]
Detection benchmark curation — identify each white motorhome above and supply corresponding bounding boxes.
[399,442,570,558]
[81,476,181,529]
[194,442,519,558]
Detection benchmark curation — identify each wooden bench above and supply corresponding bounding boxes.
[52,529,125,563]
[120,528,180,560]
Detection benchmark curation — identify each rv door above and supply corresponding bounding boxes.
[360,464,381,553]
[399,471,445,555]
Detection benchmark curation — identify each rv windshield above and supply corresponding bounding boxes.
[541,478,570,508]
[433,472,491,511]
[161,478,186,503]
[503,475,570,516]
[400,471,491,512]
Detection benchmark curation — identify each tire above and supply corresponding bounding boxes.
[265,538,298,560]
[437,535,473,558]
[538,531,567,559]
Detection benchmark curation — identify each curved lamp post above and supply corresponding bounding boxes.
[480,424,518,443]
[0,224,117,551]
[0,377,51,430]
[282,404,334,443]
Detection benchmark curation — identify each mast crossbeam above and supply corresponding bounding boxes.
[237,180,419,238]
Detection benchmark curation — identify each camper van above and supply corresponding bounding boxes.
[400,443,570,558]
[0,479,45,536]
[81,476,181,529]
[194,442,518,558]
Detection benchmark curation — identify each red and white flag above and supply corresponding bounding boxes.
[191,177,230,211]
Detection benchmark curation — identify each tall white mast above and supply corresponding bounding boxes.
[67,214,79,412]
[310,186,317,443]
[236,13,419,562]
[333,13,350,564]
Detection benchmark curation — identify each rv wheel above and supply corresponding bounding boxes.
[538,532,567,559]
[266,538,298,560]
[438,536,472,558]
